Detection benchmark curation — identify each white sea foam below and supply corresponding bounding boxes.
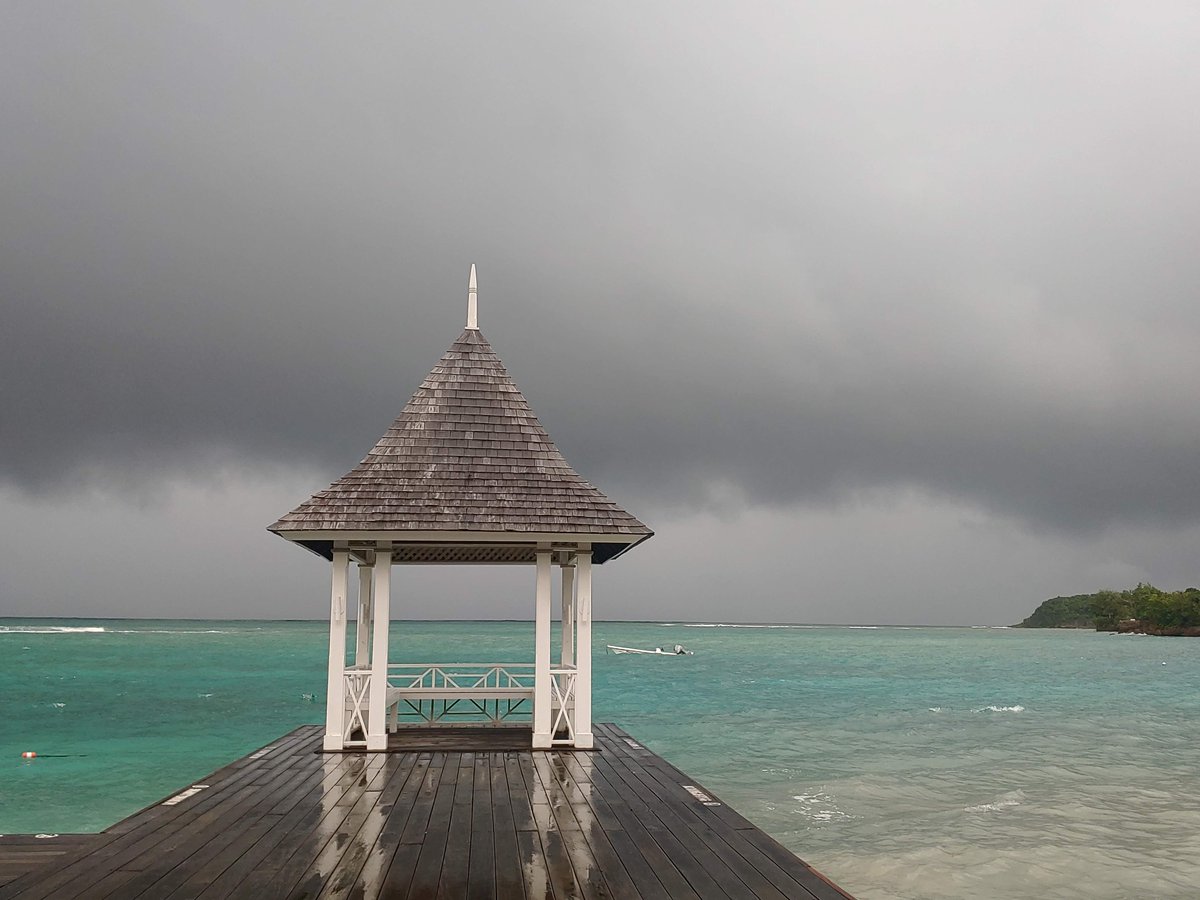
[666,622,817,628]
[964,789,1026,812]
[0,625,243,635]
[791,789,854,823]
[111,629,237,634]
[51,702,66,709]
[660,622,925,630]
[974,704,1025,713]
[927,707,944,712]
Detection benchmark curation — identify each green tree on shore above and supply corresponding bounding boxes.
[1019,584,1200,633]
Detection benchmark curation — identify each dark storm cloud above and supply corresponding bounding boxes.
[3,2,1199,535]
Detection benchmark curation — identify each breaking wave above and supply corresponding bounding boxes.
[1,625,244,635]
[790,790,855,823]
[660,622,819,628]
[964,789,1027,812]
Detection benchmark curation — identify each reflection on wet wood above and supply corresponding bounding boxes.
[0,724,854,899]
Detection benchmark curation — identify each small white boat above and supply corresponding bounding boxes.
[606,644,694,656]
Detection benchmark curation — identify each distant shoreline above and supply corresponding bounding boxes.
[0,616,1014,628]
[1015,585,1200,636]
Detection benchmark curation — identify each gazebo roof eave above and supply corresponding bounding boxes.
[269,527,653,566]
[268,527,652,545]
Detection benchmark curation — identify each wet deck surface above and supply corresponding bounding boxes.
[0,723,853,899]
[0,836,98,890]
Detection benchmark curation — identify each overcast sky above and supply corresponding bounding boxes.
[3,2,1198,624]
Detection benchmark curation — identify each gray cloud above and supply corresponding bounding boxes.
[3,480,1197,624]
[3,1,1199,555]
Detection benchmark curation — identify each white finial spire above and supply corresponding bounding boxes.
[466,264,478,329]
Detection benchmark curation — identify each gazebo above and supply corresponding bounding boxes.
[269,267,652,751]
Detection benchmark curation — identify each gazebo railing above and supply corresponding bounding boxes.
[386,663,536,723]
[341,667,372,749]
[549,666,578,746]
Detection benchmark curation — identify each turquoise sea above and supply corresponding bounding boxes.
[3,619,1199,900]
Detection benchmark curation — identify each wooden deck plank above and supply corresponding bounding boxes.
[581,767,703,900]
[404,752,459,899]
[374,844,422,900]
[599,724,852,900]
[309,754,424,900]
[584,753,728,898]
[399,754,450,845]
[124,742,335,899]
[488,752,526,900]
[281,755,404,899]
[347,754,437,900]
[198,758,385,900]
[533,828,585,900]
[249,755,394,900]
[0,724,855,899]
[433,761,474,900]
[0,836,97,890]
[126,758,327,900]
[604,829,679,900]
[1,729,318,900]
[515,830,555,900]
[590,745,762,899]
[599,751,785,900]
[209,753,380,899]
[597,724,851,900]
[511,756,583,898]
[464,755,494,900]
[504,753,538,833]
[530,754,584,835]
[541,753,671,900]
[529,753,646,900]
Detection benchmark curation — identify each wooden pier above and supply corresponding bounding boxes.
[0,724,853,899]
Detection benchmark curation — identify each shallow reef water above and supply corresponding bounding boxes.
[3,619,1198,899]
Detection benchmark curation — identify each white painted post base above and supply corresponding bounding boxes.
[574,549,593,750]
[532,549,553,749]
[323,550,350,752]
[365,549,392,751]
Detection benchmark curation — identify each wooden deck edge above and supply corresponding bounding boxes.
[100,725,320,833]
[0,727,319,898]
[600,723,857,900]
[1,722,858,900]
[0,835,101,890]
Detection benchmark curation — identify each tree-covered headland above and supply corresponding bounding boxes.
[1015,584,1200,635]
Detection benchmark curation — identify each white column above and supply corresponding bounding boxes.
[532,549,553,748]
[355,562,372,667]
[574,549,594,749]
[560,562,575,667]
[366,549,392,751]
[323,550,351,751]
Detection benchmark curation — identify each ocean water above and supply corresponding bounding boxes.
[2,619,1199,900]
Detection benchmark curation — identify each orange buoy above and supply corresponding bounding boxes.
[21,751,37,759]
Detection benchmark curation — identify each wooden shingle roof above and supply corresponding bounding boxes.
[269,326,652,563]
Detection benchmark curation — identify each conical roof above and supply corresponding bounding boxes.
[269,326,651,563]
